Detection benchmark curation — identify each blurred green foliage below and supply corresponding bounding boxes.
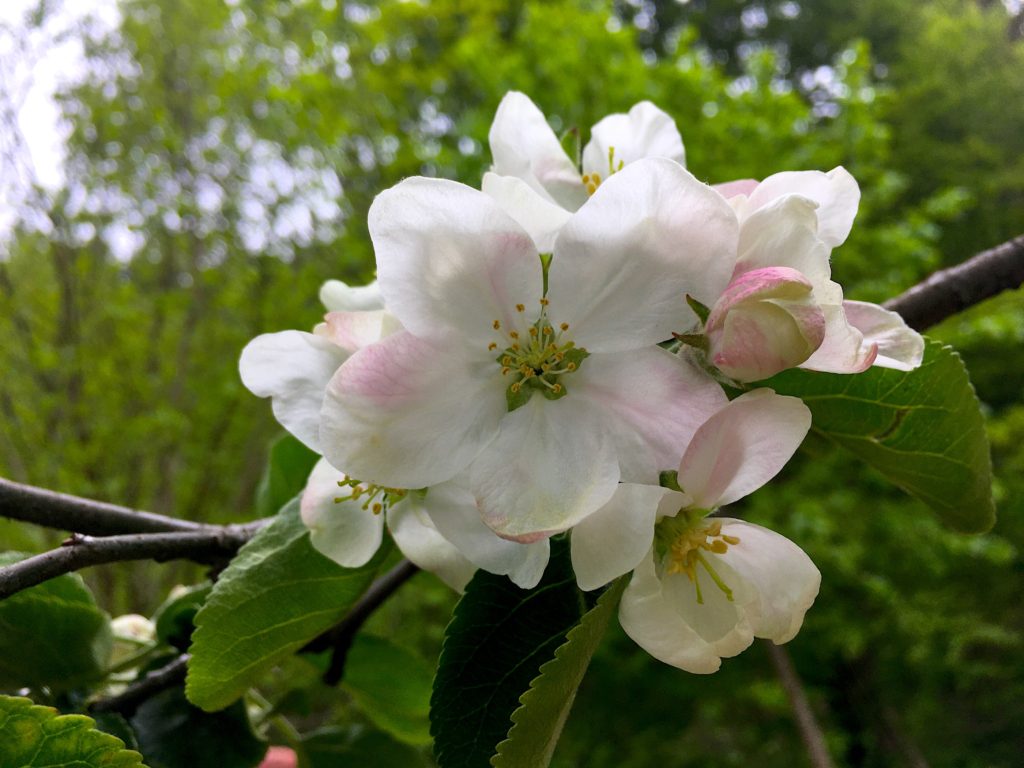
[1,0,1022,765]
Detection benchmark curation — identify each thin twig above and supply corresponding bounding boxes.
[764,642,836,768]
[0,526,262,600]
[0,476,207,535]
[303,559,420,685]
[884,233,1024,330]
[89,654,190,716]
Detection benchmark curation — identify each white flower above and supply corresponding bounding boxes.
[705,169,879,377]
[842,300,925,371]
[320,158,736,541]
[483,92,686,251]
[569,389,820,673]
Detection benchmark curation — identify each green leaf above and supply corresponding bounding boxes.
[430,538,592,768]
[303,725,430,768]
[763,340,995,532]
[0,695,146,767]
[255,434,320,518]
[130,679,266,768]
[342,634,433,746]
[492,577,626,768]
[153,582,212,652]
[185,499,384,711]
[0,553,112,691]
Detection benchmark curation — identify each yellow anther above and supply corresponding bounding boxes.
[560,322,569,331]
[510,331,519,340]
[544,326,553,336]
[582,174,591,183]
[586,182,598,195]
[552,383,562,394]
[722,534,740,546]
[709,539,728,554]
[372,502,383,514]
[529,327,538,338]
[511,382,521,392]
[511,343,520,351]
[539,297,550,306]
[488,342,497,351]
[516,303,525,312]
[501,355,512,366]
[493,319,501,330]
[566,362,576,371]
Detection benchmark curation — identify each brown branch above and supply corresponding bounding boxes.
[883,234,1024,330]
[0,526,262,600]
[0,476,208,535]
[765,642,836,768]
[303,559,420,685]
[89,654,190,716]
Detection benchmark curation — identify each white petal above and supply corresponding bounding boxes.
[388,497,476,593]
[481,172,572,253]
[573,349,728,483]
[745,167,860,248]
[678,389,811,509]
[320,331,504,489]
[239,330,349,452]
[369,176,543,345]
[582,101,685,178]
[713,179,759,199]
[842,300,924,371]
[317,310,402,353]
[319,278,384,312]
[714,519,821,643]
[488,91,588,211]
[422,479,550,589]
[735,195,832,292]
[619,551,723,674]
[571,483,667,591]
[300,458,384,568]
[471,395,619,540]
[548,158,739,353]
[800,302,878,373]
[661,565,753,658]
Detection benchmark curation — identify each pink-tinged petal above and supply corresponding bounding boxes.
[734,195,832,291]
[482,172,572,253]
[239,330,349,452]
[388,497,476,592]
[801,302,878,373]
[259,747,297,768]
[320,331,505,489]
[745,167,860,248]
[573,348,728,483]
[422,479,550,590]
[317,310,402,353]
[843,300,924,371]
[319,278,383,312]
[619,551,723,674]
[661,564,753,658]
[714,519,821,643]
[488,91,588,211]
[713,178,759,199]
[369,177,543,346]
[706,267,827,382]
[678,389,811,509]
[571,483,667,591]
[548,158,739,353]
[300,458,384,568]
[582,101,686,178]
[471,395,619,540]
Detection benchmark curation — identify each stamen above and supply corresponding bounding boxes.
[539,297,550,306]
[488,342,497,351]
[516,303,525,312]
[560,322,569,331]
[493,319,501,330]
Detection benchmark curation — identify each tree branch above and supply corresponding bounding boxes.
[765,642,836,768]
[0,476,207,535]
[303,559,420,685]
[89,654,190,716]
[0,526,261,600]
[883,233,1024,330]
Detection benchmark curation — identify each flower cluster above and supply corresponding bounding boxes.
[240,92,923,673]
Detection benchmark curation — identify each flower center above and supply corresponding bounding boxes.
[655,512,741,604]
[334,477,407,515]
[581,145,624,195]
[488,298,589,411]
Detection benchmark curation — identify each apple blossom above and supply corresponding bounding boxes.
[705,169,879,378]
[842,299,925,371]
[569,389,819,673]
[320,158,735,541]
[483,92,686,250]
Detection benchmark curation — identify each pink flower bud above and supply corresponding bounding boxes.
[705,267,827,381]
